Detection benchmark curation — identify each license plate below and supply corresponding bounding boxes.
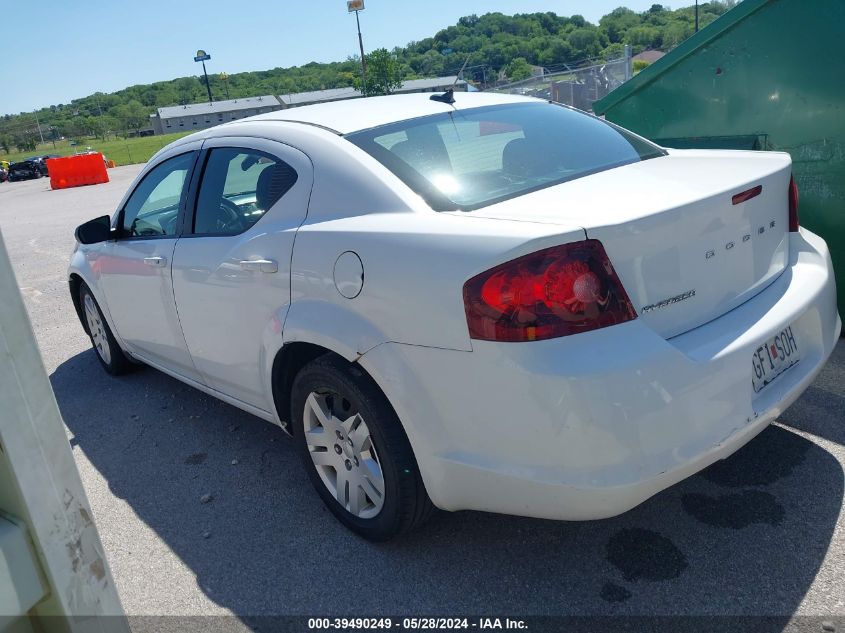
[752,326,800,393]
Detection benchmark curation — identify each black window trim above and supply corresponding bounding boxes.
[114,150,200,242]
[180,145,297,239]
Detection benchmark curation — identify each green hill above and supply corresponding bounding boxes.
[1,2,734,159]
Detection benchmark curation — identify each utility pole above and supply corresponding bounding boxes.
[33,110,44,144]
[194,50,213,104]
[695,0,700,32]
[347,1,367,93]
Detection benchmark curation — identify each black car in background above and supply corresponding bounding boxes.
[26,155,60,176]
[8,160,43,181]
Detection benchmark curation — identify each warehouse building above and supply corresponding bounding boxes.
[391,76,468,94]
[151,95,283,134]
[150,76,467,134]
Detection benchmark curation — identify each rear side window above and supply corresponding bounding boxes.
[193,148,298,236]
[347,102,665,211]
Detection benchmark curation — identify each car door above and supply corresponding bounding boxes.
[171,137,313,412]
[96,148,204,382]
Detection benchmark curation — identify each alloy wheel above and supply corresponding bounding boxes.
[303,390,385,519]
[83,293,112,365]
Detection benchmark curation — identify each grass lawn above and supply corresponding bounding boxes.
[1,131,193,167]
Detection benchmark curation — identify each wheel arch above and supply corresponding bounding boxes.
[68,272,88,335]
[268,298,395,432]
[268,340,395,440]
[270,341,336,435]
[68,263,127,353]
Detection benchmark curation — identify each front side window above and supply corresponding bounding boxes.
[120,152,195,238]
[193,148,298,235]
[347,102,666,211]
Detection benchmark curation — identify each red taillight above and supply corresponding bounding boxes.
[788,175,800,232]
[463,240,637,342]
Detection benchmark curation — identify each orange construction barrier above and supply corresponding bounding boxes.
[46,153,109,190]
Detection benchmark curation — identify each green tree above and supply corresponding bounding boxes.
[358,48,404,96]
[599,8,641,43]
[662,21,692,49]
[13,133,37,152]
[176,77,198,105]
[86,115,115,141]
[537,37,573,66]
[568,27,604,58]
[113,100,149,135]
[602,42,626,60]
[504,57,533,81]
[626,25,662,51]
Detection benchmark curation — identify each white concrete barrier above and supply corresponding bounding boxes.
[0,228,127,633]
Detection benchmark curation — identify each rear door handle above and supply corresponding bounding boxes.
[239,259,278,273]
[143,256,167,267]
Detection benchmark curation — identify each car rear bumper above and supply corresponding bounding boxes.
[359,228,840,520]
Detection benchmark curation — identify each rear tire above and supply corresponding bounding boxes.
[79,283,134,375]
[291,354,434,541]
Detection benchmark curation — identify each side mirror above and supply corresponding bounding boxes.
[75,215,113,245]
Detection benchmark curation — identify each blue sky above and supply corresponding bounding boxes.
[3,1,663,115]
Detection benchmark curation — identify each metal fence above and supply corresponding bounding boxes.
[489,54,632,113]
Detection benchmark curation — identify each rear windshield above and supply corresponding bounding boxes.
[346,102,665,211]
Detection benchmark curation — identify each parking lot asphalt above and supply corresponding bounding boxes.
[1,167,844,622]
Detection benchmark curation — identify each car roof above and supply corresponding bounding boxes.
[244,91,541,135]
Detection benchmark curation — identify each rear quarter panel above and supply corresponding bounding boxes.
[287,212,586,353]
[280,125,587,354]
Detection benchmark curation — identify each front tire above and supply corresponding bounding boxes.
[79,283,133,375]
[291,354,434,541]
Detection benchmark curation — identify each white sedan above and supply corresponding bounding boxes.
[69,92,841,540]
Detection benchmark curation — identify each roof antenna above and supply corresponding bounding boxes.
[430,54,471,105]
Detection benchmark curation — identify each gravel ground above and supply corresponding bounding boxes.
[1,167,844,623]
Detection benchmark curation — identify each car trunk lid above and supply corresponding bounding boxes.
[457,149,793,338]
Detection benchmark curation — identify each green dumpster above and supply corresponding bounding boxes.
[594,0,845,322]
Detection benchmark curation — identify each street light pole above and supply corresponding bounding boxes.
[355,10,367,90]
[201,60,213,103]
[347,1,367,92]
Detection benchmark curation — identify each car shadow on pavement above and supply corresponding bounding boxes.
[51,346,844,618]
